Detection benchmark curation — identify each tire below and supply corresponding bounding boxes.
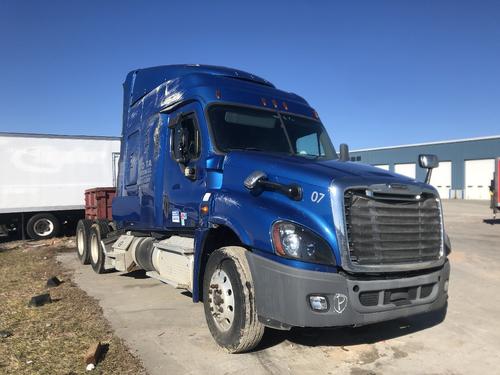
[26,213,60,240]
[76,219,93,264]
[203,246,264,353]
[89,221,110,274]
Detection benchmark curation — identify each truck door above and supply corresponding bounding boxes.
[164,103,206,230]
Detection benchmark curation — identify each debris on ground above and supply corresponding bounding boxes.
[28,293,52,307]
[46,276,62,288]
[84,341,104,366]
[0,330,12,338]
[86,363,95,371]
[27,243,48,248]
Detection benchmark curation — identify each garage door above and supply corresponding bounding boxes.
[430,161,452,199]
[373,164,389,170]
[465,159,495,200]
[395,163,416,179]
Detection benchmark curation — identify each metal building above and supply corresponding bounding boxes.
[349,135,500,200]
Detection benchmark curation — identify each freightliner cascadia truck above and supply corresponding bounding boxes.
[76,65,451,353]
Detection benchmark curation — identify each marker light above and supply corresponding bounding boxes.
[200,204,209,215]
[282,101,288,111]
[272,99,278,108]
[261,97,268,106]
[215,89,221,99]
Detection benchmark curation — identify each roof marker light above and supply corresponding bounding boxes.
[282,102,288,111]
[215,89,221,100]
[313,110,319,119]
[261,98,267,106]
[272,99,278,108]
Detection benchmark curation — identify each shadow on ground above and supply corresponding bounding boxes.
[256,305,447,351]
[118,269,447,352]
[119,270,150,279]
[483,218,500,225]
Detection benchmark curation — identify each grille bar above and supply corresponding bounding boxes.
[344,190,442,265]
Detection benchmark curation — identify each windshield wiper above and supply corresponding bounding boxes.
[230,147,265,152]
[228,147,293,156]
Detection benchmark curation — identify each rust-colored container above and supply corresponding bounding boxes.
[85,187,116,220]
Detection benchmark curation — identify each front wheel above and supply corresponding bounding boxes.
[203,247,264,353]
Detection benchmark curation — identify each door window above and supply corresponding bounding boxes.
[171,114,201,163]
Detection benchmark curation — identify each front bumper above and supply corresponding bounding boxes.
[246,252,450,328]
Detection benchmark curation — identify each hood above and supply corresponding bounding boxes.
[221,150,418,190]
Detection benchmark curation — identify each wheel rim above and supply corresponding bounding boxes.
[90,232,99,264]
[77,228,84,256]
[208,268,235,332]
[33,218,54,237]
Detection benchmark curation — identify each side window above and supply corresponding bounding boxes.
[171,114,201,163]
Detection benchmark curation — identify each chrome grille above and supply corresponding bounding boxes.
[344,190,442,265]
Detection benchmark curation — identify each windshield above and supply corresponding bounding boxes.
[207,105,337,159]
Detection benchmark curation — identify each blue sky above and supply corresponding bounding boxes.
[0,0,499,149]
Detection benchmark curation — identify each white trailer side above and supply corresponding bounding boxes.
[0,132,120,239]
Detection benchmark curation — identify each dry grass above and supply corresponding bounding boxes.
[0,238,147,375]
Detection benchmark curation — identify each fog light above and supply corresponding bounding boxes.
[444,280,449,292]
[309,295,328,312]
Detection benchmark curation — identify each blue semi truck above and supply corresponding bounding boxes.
[76,65,450,353]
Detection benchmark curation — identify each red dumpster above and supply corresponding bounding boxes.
[85,187,116,221]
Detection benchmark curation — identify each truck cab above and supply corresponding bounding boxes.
[77,65,450,353]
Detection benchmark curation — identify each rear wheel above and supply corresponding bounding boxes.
[76,219,93,264]
[89,221,110,274]
[203,247,264,353]
[26,213,60,240]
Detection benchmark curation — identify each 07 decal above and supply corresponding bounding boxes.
[311,191,326,203]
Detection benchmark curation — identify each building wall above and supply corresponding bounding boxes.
[349,136,500,193]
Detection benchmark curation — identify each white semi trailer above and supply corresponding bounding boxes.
[0,132,120,240]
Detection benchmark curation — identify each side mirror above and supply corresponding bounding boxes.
[339,143,350,162]
[419,154,439,169]
[419,154,439,184]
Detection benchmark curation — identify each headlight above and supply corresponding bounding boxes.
[271,221,335,265]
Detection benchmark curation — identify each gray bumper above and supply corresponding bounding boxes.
[246,252,450,328]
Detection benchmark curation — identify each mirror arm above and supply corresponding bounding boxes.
[425,168,433,184]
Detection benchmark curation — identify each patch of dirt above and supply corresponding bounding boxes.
[391,346,408,359]
[0,237,147,375]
